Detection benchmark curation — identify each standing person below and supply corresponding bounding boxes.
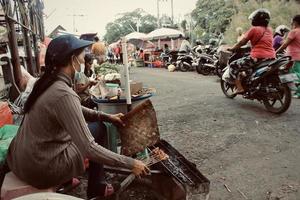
[84,54,94,78]
[114,43,121,64]
[236,27,245,42]
[179,36,192,53]
[119,41,123,64]
[6,35,149,199]
[276,15,300,98]
[91,36,106,64]
[228,9,276,94]
[273,25,290,51]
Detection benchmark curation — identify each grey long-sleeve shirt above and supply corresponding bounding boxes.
[7,73,134,189]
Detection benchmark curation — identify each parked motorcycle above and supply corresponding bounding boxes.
[196,53,217,75]
[221,51,297,114]
[162,51,178,69]
[175,51,198,72]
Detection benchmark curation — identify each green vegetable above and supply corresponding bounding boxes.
[94,62,121,76]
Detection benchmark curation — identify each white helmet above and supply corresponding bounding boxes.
[275,25,290,36]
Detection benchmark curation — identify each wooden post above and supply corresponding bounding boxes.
[5,0,22,89]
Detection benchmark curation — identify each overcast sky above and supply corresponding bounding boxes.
[43,0,197,37]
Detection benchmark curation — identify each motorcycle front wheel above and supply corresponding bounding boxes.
[263,83,291,114]
[220,79,237,99]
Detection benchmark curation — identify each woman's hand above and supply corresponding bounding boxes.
[227,47,234,52]
[104,113,125,127]
[132,160,150,177]
[89,80,98,86]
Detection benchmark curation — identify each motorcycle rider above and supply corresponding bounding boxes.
[276,15,300,99]
[193,39,204,54]
[179,36,192,53]
[228,9,276,94]
[273,25,290,51]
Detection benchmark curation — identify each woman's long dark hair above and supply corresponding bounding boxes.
[23,48,83,113]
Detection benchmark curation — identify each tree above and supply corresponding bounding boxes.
[181,20,187,32]
[223,0,300,44]
[191,0,236,35]
[103,9,157,44]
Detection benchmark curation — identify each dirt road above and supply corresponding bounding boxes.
[130,67,300,200]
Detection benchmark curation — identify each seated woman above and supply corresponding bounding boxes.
[75,54,97,109]
[229,9,276,94]
[6,35,149,199]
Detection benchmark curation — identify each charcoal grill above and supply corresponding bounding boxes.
[107,139,210,200]
[151,140,210,194]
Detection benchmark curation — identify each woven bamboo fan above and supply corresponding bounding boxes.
[118,99,160,156]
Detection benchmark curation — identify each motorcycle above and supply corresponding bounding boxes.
[195,53,217,75]
[221,51,298,114]
[161,51,178,69]
[175,51,198,72]
[215,46,251,78]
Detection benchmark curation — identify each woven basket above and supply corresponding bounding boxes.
[118,99,160,156]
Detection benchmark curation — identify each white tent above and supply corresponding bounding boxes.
[146,28,185,40]
[125,32,147,40]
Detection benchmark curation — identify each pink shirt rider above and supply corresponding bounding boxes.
[286,28,300,61]
[244,26,276,59]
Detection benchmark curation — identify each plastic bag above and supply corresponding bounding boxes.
[0,102,13,127]
[0,125,19,163]
[222,67,230,81]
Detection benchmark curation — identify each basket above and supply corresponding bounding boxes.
[118,99,159,156]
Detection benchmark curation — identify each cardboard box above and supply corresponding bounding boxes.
[130,81,143,95]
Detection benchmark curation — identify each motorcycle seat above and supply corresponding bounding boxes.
[267,56,291,67]
[254,59,274,69]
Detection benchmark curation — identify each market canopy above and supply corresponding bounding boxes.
[125,32,147,40]
[146,28,185,40]
[125,32,147,48]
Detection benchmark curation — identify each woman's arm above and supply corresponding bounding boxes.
[229,37,249,51]
[276,38,292,54]
[54,94,135,169]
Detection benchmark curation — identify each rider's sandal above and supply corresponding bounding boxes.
[233,89,245,95]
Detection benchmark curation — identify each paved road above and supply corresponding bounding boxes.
[131,67,300,200]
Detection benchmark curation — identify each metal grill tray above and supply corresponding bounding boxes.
[151,140,210,194]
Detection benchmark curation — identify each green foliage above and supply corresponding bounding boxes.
[223,0,300,44]
[94,62,121,76]
[103,9,157,44]
[191,0,236,35]
[181,20,187,31]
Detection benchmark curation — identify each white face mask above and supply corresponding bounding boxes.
[73,56,83,80]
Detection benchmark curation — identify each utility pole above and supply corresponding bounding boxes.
[157,0,160,28]
[136,18,141,32]
[171,0,174,25]
[68,14,85,32]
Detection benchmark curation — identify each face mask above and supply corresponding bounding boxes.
[73,56,82,80]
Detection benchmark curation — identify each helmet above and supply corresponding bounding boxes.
[275,25,290,36]
[45,35,93,67]
[248,9,270,26]
[195,39,203,45]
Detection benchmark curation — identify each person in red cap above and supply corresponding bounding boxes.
[6,35,149,199]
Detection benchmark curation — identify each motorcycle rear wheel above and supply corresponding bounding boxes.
[220,79,237,99]
[263,83,291,114]
[196,63,202,74]
[179,62,189,72]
